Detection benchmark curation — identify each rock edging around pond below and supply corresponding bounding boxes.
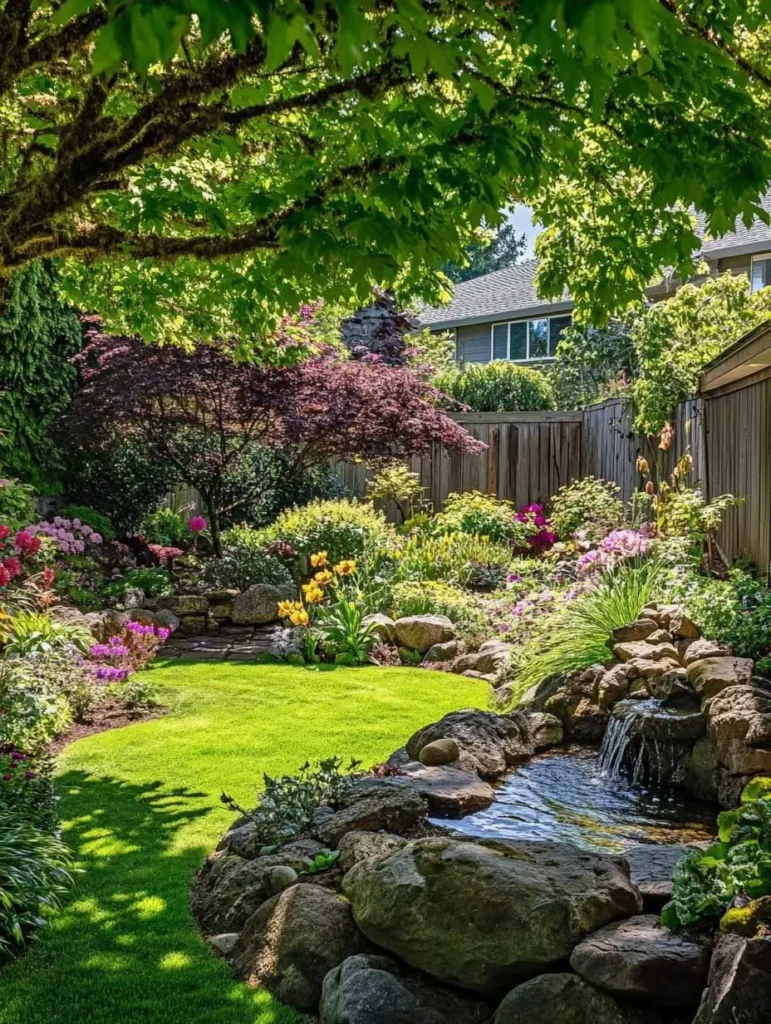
[192,701,767,1022]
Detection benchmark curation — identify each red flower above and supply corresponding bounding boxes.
[14,530,41,554]
[0,566,11,586]
[0,524,10,541]
[2,556,21,578]
[42,566,55,587]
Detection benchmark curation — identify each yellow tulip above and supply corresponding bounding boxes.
[314,570,333,585]
[277,600,295,618]
[310,551,328,567]
[290,610,309,627]
[334,559,356,576]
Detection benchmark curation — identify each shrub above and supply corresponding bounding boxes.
[60,505,115,542]
[104,567,172,599]
[391,580,486,638]
[395,531,511,587]
[0,479,37,532]
[3,612,94,658]
[0,811,75,957]
[670,566,771,661]
[140,506,190,547]
[435,360,555,412]
[510,558,667,700]
[549,477,624,541]
[0,649,94,750]
[200,528,293,592]
[432,491,519,544]
[0,750,59,831]
[366,463,425,524]
[261,499,395,573]
[662,777,771,932]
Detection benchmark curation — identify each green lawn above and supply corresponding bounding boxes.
[0,660,488,1024]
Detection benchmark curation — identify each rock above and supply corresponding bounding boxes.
[684,735,720,800]
[422,639,460,663]
[129,607,161,627]
[232,883,366,1012]
[570,914,710,1006]
[176,614,207,635]
[493,973,655,1024]
[646,668,691,702]
[612,619,660,643]
[231,583,296,626]
[668,610,700,639]
[419,738,460,766]
[336,831,405,872]
[646,629,673,644]
[155,608,180,632]
[453,642,512,676]
[598,665,631,709]
[613,641,680,664]
[393,615,456,653]
[693,933,771,1023]
[706,683,771,774]
[687,657,755,701]
[623,845,691,913]
[207,932,239,957]
[626,658,682,681]
[461,669,498,684]
[521,669,608,741]
[121,586,146,609]
[343,837,642,993]
[157,594,209,615]
[521,710,563,750]
[398,762,495,815]
[320,954,489,1024]
[192,840,323,932]
[406,709,534,779]
[315,785,426,846]
[49,604,94,633]
[682,638,730,666]
[362,613,396,642]
[265,865,298,895]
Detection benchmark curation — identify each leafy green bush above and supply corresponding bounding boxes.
[366,464,425,523]
[0,478,37,531]
[395,531,511,587]
[3,613,94,658]
[391,580,486,639]
[662,777,771,932]
[0,649,94,751]
[0,811,75,957]
[61,505,115,542]
[510,559,667,700]
[436,360,555,412]
[261,499,395,572]
[549,477,624,541]
[200,527,292,592]
[104,568,172,599]
[432,491,519,544]
[140,506,190,547]
[316,599,378,665]
[221,756,363,849]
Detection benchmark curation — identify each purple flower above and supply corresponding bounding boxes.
[188,515,207,533]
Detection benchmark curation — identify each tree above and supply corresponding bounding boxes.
[442,223,527,284]
[554,271,771,431]
[63,320,483,553]
[3,2,771,349]
[0,261,81,487]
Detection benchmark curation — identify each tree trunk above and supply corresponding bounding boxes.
[202,491,222,557]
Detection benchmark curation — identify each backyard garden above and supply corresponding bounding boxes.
[3,2,771,1022]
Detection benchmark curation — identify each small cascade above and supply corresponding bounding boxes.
[598,699,705,787]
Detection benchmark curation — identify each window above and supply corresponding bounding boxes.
[751,254,771,292]
[490,314,572,362]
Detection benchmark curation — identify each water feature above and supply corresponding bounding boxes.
[598,698,705,786]
[440,745,716,854]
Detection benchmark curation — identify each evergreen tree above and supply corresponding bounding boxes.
[443,224,527,284]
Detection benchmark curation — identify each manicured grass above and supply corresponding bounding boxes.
[0,660,488,1024]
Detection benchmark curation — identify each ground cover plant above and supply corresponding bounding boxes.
[0,660,488,1024]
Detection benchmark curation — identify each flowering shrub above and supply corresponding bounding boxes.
[26,516,103,556]
[576,528,652,575]
[513,503,557,550]
[86,620,172,681]
[549,477,624,541]
[147,545,183,567]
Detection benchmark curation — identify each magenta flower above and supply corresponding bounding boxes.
[188,515,207,532]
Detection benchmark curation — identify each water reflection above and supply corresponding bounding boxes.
[440,746,716,853]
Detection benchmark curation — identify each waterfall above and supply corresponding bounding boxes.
[598,699,705,788]
[598,707,638,779]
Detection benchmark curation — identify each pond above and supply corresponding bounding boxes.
[440,746,716,854]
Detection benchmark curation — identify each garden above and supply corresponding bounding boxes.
[3,3,771,1023]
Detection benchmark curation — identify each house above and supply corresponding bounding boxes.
[418,196,771,364]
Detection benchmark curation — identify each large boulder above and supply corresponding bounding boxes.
[393,615,456,653]
[612,619,660,644]
[49,603,95,634]
[422,639,461,663]
[192,840,322,933]
[405,709,534,779]
[362,613,396,642]
[157,594,209,615]
[320,954,489,1024]
[452,642,512,677]
[682,638,730,667]
[398,761,496,815]
[520,667,608,741]
[570,914,710,1007]
[623,845,691,913]
[686,657,755,701]
[493,973,657,1024]
[232,883,366,1012]
[315,785,426,847]
[520,710,564,751]
[231,583,296,625]
[693,934,771,1023]
[612,641,680,664]
[343,837,642,993]
[706,683,771,774]
[336,831,405,873]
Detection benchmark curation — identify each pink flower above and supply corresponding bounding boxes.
[188,515,207,533]
[42,566,55,587]
[90,532,103,545]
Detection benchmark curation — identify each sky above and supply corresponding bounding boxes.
[508,204,541,258]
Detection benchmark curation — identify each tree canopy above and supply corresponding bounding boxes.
[3,1,771,351]
[441,222,527,284]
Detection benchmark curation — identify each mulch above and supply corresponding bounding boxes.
[49,698,164,754]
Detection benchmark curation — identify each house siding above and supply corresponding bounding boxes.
[456,323,491,362]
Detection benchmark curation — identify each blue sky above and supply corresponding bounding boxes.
[508,204,540,257]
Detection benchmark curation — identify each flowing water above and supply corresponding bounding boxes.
[440,746,716,854]
[598,698,706,786]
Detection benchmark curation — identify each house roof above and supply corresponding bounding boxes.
[419,195,771,330]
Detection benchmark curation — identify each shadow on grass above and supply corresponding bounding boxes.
[0,772,300,1024]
